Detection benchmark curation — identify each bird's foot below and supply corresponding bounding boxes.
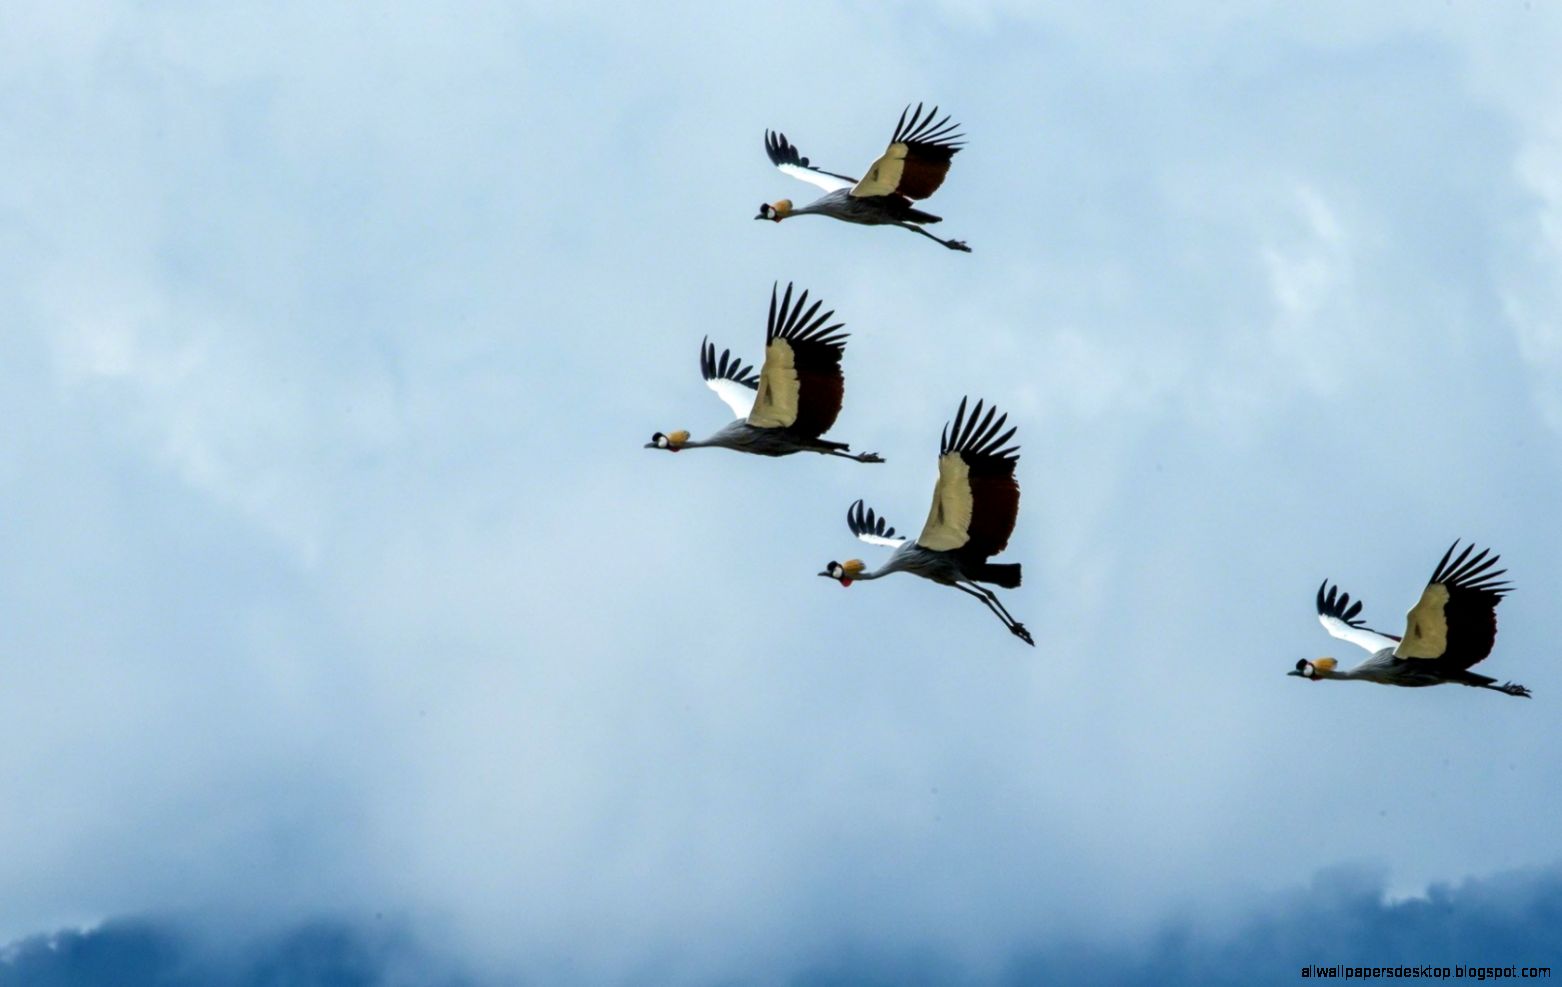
[1010,623,1034,646]
[857,451,885,463]
[1499,682,1532,698]
[946,240,972,253]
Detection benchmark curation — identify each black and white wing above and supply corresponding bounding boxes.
[765,130,857,194]
[847,499,906,548]
[700,336,758,420]
[1316,581,1400,654]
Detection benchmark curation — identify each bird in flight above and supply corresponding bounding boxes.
[820,397,1032,645]
[646,282,883,463]
[757,104,971,252]
[1294,541,1529,697]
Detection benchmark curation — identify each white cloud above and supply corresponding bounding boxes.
[1504,138,1562,431]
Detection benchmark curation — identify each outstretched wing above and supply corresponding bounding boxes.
[765,130,856,193]
[851,103,964,201]
[916,397,1020,560]
[1393,541,1512,669]
[747,282,849,439]
[847,498,906,548]
[1316,581,1400,654]
[700,337,758,420]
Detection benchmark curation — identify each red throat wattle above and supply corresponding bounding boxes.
[839,578,852,588]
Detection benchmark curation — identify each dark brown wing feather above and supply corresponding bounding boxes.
[766,282,847,440]
[941,397,1020,563]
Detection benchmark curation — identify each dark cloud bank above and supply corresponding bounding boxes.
[5,866,1562,986]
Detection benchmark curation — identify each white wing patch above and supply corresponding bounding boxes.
[1317,614,1399,655]
[699,338,759,420]
[705,378,755,420]
[765,131,857,194]
[857,529,905,548]
[777,162,853,194]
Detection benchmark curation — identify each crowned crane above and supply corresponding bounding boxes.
[646,282,883,463]
[1293,541,1529,697]
[819,398,1032,645]
[757,103,972,252]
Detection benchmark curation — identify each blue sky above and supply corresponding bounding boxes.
[3,2,1562,984]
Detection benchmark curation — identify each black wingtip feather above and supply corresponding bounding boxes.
[1316,580,1368,627]
[939,396,1021,462]
[892,102,966,150]
[1429,540,1513,597]
[846,498,898,541]
[767,281,848,349]
[700,336,758,388]
[765,130,807,168]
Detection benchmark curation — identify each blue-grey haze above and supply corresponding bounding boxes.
[3,2,1561,983]
[5,866,1562,985]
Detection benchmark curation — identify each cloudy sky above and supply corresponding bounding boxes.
[4,2,1562,984]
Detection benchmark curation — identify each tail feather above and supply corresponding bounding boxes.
[904,206,942,224]
[972,562,1021,589]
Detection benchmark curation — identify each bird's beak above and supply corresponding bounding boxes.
[753,212,767,220]
[1286,670,1304,677]
[817,571,833,578]
[643,442,658,449]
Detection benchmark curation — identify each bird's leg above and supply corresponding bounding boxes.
[1457,672,1532,698]
[971,584,1022,625]
[951,582,1008,625]
[823,449,884,463]
[952,583,1034,646]
[978,586,1033,646]
[1489,681,1532,698]
[900,223,972,252]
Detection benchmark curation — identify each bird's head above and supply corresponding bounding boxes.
[755,199,792,222]
[818,559,865,587]
[1289,657,1338,681]
[645,430,690,452]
